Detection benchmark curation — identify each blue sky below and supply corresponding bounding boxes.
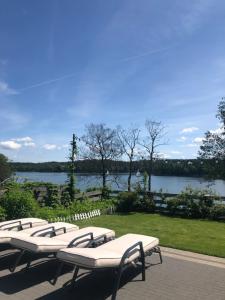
[0,0,225,162]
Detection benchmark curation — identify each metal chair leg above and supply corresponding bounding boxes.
[9,249,25,273]
[71,266,79,286]
[157,247,163,264]
[111,268,122,300]
[50,261,64,285]
[141,254,146,281]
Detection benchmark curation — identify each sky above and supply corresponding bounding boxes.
[0,0,225,162]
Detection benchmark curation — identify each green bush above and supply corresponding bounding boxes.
[166,197,184,215]
[0,206,6,221]
[117,192,139,212]
[135,196,155,213]
[165,187,219,219]
[210,205,225,220]
[0,187,38,219]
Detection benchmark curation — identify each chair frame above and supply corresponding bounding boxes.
[52,241,162,300]
[9,231,110,273]
[0,220,33,231]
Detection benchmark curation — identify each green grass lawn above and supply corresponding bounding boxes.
[75,213,225,258]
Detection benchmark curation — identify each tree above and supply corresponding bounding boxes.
[199,99,225,160]
[82,123,122,188]
[117,125,140,191]
[140,120,167,192]
[0,154,12,183]
[67,133,78,202]
[198,99,225,179]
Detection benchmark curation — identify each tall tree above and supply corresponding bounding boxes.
[0,154,12,183]
[199,99,225,178]
[82,123,122,188]
[67,133,78,202]
[117,125,140,191]
[140,120,167,192]
[199,99,225,160]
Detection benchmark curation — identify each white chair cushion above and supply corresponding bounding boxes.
[0,218,48,231]
[57,233,159,268]
[11,226,114,253]
[0,222,78,244]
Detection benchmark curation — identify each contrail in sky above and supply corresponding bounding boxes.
[118,45,176,62]
[18,72,78,92]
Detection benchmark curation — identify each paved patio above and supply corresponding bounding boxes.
[0,246,225,300]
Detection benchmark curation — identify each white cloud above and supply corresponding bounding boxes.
[43,144,57,150]
[181,127,199,134]
[193,137,203,144]
[62,144,69,148]
[186,143,198,147]
[0,140,21,150]
[0,80,17,95]
[158,152,171,159]
[170,150,182,155]
[24,142,36,147]
[177,136,187,142]
[13,136,33,143]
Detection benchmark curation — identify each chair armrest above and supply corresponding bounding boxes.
[0,220,22,230]
[31,226,55,236]
[21,222,33,229]
[68,232,94,248]
[87,234,108,247]
[38,226,67,237]
[120,241,144,267]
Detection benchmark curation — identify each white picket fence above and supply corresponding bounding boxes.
[49,209,102,223]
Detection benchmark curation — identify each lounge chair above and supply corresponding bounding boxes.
[10,226,115,273]
[0,218,48,231]
[0,221,78,246]
[54,233,162,300]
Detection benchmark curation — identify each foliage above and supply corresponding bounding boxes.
[101,186,111,199]
[11,158,224,178]
[0,153,12,183]
[166,187,219,218]
[0,186,38,219]
[210,205,225,220]
[117,192,139,212]
[135,195,155,212]
[37,199,116,220]
[166,197,184,216]
[199,99,225,178]
[0,206,6,221]
[67,133,78,202]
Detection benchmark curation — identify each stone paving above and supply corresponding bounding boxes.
[0,247,225,300]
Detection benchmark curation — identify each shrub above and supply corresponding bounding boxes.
[0,206,6,221]
[0,187,38,219]
[210,205,225,220]
[179,187,216,218]
[135,196,155,213]
[166,197,184,215]
[117,192,139,212]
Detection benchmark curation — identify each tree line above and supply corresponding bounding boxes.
[1,99,225,192]
[10,158,224,178]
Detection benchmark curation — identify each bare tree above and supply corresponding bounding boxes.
[117,125,140,191]
[82,123,122,189]
[140,120,167,192]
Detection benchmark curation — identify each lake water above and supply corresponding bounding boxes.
[15,172,225,196]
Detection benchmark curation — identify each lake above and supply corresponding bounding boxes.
[15,172,225,196]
